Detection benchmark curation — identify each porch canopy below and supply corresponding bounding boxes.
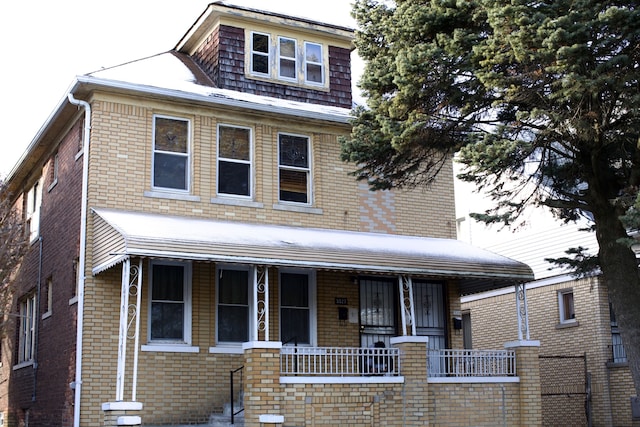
[91,208,533,294]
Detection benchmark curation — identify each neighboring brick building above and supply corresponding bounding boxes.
[3,3,539,427]
[458,218,637,426]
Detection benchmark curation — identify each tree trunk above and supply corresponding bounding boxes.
[593,207,640,397]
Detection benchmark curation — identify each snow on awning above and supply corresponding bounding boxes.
[91,208,533,294]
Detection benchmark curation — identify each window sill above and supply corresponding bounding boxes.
[69,296,78,305]
[42,310,52,320]
[607,361,629,368]
[13,360,34,371]
[209,346,244,354]
[555,320,579,329]
[48,179,58,192]
[75,150,84,162]
[273,203,323,215]
[141,345,200,353]
[211,197,264,209]
[144,190,200,202]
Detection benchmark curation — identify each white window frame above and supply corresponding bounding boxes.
[216,124,253,199]
[26,178,42,243]
[279,269,317,347]
[304,41,324,86]
[558,288,576,323]
[147,260,192,346]
[18,293,36,364]
[216,265,254,346]
[277,36,298,81]
[151,115,191,193]
[250,31,271,77]
[277,133,312,205]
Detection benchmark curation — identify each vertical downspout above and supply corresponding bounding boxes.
[68,93,91,427]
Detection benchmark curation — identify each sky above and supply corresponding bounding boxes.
[0,0,358,178]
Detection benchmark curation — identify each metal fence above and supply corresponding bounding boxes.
[427,349,516,377]
[280,346,400,376]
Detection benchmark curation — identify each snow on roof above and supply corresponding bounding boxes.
[83,52,352,122]
[92,208,534,292]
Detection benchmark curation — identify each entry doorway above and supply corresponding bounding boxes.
[413,280,446,350]
[359,277,398,348]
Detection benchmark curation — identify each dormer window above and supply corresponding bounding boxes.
[247,30,327,89]
[251,32,270,75]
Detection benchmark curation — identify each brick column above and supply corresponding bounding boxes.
[505,340,542,427]
[390,336,429,426]
[102,402,143,427]
[242,341,284,427]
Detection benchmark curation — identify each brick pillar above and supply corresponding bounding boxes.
[102,402,143,427]
[242,341,284,427]
[505,340,542,427]
[390,336,429,426]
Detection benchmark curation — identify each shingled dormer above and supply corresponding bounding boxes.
[175,2,355,109]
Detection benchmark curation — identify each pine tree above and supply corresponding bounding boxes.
[342,0,640,394]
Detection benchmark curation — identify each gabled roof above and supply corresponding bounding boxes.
[92,208,534,295]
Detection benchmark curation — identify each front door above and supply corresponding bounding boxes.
[359,277,397,348]
[413,280,446,350]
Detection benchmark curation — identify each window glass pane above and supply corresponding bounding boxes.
[280,38,296,58]
[281,273,309,307]
[219,126,250,161]
[151,303,184,340]
[279,169,308,203]
[155,118,188,153]
[562,292,575,320]
[306,64,323,83]
[280,59,296,78]
[253,33,269,53]
[152,264,184,300]
[219,270,249,304]
[218,306,249,342]
[305,43,322,63]
[253,55,268,74]
[281,308,309,344]
[154,153,187,190]
[219,162,250,196]
[279,135,309,167]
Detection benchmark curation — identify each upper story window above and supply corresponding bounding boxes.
[304,42,324,85]
[278,37,297,80]
[278,133,311,204]
[18,293,36,364]
[217,125,252,198]
[149,261,192,345]
[558,288,576,324]
[152,115,190,192]
[26,179,42,242]
[217,266,252,344]
[251,32,270,76]
[248,31,327,88]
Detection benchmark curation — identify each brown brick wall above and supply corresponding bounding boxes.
[5,118,84,426]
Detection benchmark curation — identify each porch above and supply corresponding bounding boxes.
[89,208,538,426]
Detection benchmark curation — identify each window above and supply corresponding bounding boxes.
[18,293,36,364]
[251,32,270,75]
[278,134,311,204]
[304,42,324,84]
[149,262,191,344]
[610,303,627,363]
[247,31,326,87]
[152,116,190,191]
[558,289,575,323]
[280,271,315,345]
[217,267,251,344]
[48,153,59,190]
[26,179,42,242]
[217,125,252,197]
[278,37,297,80]
[43,277,53,318]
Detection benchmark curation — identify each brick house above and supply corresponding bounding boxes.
[458,219,637,426]
[4,3,542,426]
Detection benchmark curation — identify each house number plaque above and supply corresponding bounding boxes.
[335,298,348,305]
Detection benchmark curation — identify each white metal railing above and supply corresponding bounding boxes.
[280,346,400,376]
[428,349,516,377]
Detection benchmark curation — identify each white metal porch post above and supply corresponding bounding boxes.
[399,275,417,336]
[253,266,269,341]
[115,257,143,402]
[515,282,530,340]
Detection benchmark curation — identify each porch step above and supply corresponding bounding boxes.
[144,413,244,427]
